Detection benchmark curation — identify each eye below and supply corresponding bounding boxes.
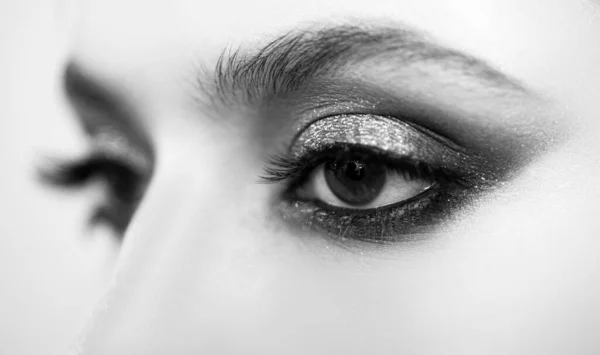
[262,114,494,243]
[40,153,148,236]
[297,149,433,209]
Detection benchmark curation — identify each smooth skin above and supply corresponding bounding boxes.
[64,0,600,354]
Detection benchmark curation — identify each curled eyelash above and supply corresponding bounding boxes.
[260,144,478,190]
[259,153,307,183]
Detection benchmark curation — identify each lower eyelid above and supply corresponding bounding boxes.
[279,183,453,243]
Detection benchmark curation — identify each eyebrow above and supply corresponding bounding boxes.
[207,24,528,106]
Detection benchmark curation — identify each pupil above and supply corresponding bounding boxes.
[345,161,366,181]
[324,152,386,206]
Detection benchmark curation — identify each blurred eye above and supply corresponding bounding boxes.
[39,125,152,237]
[40,153,147,235]
[297,149,433,209]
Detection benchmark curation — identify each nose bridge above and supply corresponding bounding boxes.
[73,142,270,354]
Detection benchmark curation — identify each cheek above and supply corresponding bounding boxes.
[418,145,600,351]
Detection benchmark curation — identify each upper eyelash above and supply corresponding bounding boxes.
[259,153,308,183]
[40,154,136,187]
[39,153,146,205]
[260,144,474,189]
[39,154,145,234]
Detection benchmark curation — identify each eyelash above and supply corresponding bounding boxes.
[40,154,144,234]
[261,144,480,244]
[262,144,469,185]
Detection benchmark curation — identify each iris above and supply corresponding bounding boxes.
[324,152,386,206]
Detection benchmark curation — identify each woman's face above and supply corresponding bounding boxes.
[59,0,600,353]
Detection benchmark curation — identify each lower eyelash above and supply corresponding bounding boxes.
[279,182,471,243]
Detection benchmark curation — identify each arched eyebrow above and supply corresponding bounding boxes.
[207,24,529,106]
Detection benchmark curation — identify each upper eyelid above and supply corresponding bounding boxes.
[290,114,485,165]
[281,114,502,193]
[291,112,472,157]
[262,126,490,192]
[399,118,473,155]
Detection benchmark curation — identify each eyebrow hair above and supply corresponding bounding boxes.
[207,24,527,106]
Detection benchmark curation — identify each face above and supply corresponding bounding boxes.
[50,0,600,353]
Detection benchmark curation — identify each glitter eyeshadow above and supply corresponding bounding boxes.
[290,114,486,176]
[270,113,497,243]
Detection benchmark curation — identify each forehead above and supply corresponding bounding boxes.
[70,0,600,111]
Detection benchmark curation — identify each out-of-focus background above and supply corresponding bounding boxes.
[0,1,116,354]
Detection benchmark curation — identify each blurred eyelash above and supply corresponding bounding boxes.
[40,155,108,186]
[39,153,145,233]
[40,155,141,195]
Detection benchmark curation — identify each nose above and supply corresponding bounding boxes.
[71,138,286,354]
[70,128,396,355]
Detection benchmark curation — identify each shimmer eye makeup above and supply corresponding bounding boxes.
[289,114,485,174]
[261,113,495,243]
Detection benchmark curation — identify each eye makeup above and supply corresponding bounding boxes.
[266,71,558,182]
[290,114,489,174]
[262,114,497,244]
